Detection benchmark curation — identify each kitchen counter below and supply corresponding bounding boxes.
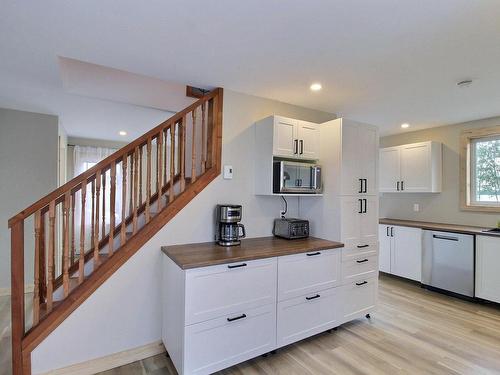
[161,236,344,269]
[379,218,498,237]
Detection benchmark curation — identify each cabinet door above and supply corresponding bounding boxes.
[340,123,361,195]
[400,143,431,192]
[358,125,378,195]
[359,196,378,245]
[378,225,392,273]
[379,147,400,192]
[340,277,378,323]
[476,236,500,303]
[297,121,320,160]
[340,197,361,248]
[392,226,422,281]
[273,117,297,157]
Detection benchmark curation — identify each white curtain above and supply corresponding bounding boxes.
[73,146,122,254]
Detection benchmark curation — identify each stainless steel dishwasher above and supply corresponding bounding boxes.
[422,230,474,297]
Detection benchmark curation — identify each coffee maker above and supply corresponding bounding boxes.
[215,204,246,246]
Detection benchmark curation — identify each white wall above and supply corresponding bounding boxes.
[0,108,59,291]
[31,89,336,373]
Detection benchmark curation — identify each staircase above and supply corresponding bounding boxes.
[9,88,223,375]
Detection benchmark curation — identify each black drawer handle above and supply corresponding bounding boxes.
[357,244,369,248]
[227,313,247,322]
[356,259,369,263]
[306,252,321,256]
[306,294,321,300]
[228,263,247,269]
[356,281,368,286]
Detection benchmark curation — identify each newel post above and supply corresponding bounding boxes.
[11,219,25,375]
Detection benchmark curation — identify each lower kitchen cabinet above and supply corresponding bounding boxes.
[340,277,378,322]
[475,235,500,303]
[378,224,422,282]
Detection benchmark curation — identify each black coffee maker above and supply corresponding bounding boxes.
[215,204,246,246]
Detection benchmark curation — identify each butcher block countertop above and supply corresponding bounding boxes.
[379,218,498,237]
[161,236,344,270]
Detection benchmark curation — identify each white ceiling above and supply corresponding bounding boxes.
[1,0,500,137]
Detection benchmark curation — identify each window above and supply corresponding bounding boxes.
[461,126,500,212]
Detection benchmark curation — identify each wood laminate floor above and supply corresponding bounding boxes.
[2,275,500,375]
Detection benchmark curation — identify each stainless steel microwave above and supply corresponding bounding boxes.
[273,160,322,194]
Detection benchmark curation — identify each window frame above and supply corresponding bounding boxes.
[460,126,500,212]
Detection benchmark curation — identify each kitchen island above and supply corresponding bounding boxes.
[161,236,378,375]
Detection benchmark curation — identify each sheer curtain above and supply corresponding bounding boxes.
[73,146,122,254]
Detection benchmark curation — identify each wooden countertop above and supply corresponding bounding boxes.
[161,236,344,270]
[379,218,500,237]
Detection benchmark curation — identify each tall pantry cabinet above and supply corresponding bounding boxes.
[301,118,379,320]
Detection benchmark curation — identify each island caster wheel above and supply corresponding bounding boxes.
[365,313,371,319]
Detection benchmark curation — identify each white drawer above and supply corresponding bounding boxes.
[341,254,378,284]
[278,248,341,302]
[339,276,378,323]
[277,287,340,348]
[342,240,378,262]
[184,303,276,375]
[185,258,277,325]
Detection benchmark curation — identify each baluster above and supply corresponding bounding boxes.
[33,211,41,325]
[47,201,55,311]
[201,102,207,173]
[101,170,106,239]
[170,126,175,202]
[39,212,46,303]
[109,162,116,255]
[71,192,76,265]
[146,138,152,222]
[164,129,168,191]
[79,181,86,284]
[157,131,163,211]
[91,180,95,250]
[62,192,70,297]
[191,110,197,183]
[180,117,186,191]
[129,153,134,216]
[139,146,143,207]
[94,171,101,267]
[121,155,127,245]
[133,147,139,234]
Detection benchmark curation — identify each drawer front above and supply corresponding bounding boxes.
[278,248,340,302]
[277,287,340,348]
[340,276,378,323]
[184,303,276,375]
[341,255,378,284]
[185,258,277,325]
[342,240,378,262]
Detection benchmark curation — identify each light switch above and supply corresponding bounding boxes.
[413,203,420,212]
[223,165,233,179]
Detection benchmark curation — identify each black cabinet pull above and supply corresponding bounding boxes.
[306,251,321,256]
[299,139,304,155]
[359,179,363,193]
[356,259,369,263]
[397,181,400,191]
[294,139,298,154]
[306,294,321,300]
[390,227,394,237]
[363,179,367,193]
[227,314,247,322]
[357,244,369,248]
[433,234,459,241]
[386,226,390,236]
[356,281,368,286]
[401,181,404,190]
[358,199,363,213]
[228,263,247,269]
[363,198,367,213]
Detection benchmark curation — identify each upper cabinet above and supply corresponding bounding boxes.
[379,141,442,193]
[272,116,320,160]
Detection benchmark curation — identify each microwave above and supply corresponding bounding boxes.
[273,160,322,194]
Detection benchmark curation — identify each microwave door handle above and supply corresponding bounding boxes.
[280,161,285,192]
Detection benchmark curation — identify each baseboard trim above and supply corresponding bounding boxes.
[39,340,166,375]
[0,284,34,297]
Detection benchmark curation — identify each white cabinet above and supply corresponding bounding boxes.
[379,141,442,193]
[339,277,378,322]
[475,236,500,303]
[268,116,320,160]
[378,224,422,282]
[340,196,378,249]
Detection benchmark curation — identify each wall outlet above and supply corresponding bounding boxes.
[223,165,233,179]
[413,203,420,212]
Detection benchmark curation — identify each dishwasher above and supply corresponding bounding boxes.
[422,230,474,297]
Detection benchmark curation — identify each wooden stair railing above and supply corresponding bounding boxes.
[9,88,223,375]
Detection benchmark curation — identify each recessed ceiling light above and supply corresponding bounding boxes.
[310,83,322,92]
[401,123,410,129]
[457,79,473,88]
[119,130,127,136]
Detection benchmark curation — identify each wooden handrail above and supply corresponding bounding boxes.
[8,89,220,227]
